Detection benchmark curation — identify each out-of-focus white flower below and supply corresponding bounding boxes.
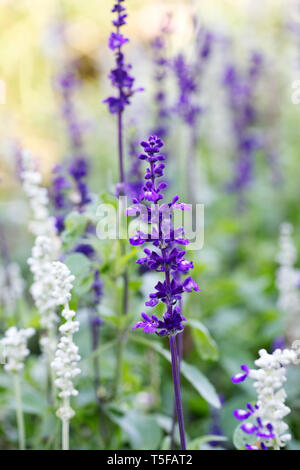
[27,236,59,330]
[51,262,75,307]
[20,149,56,237]
[21,149,61,358]
[0,262,24,314]
[276,223,300,338]
[1,327,35,373]
[51,262,80,422]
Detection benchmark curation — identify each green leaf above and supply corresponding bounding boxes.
[130,336,221,408]
[111,410,162,450]
[180,361,221,408]
[187,435,227,450]
[62,211,88,246]
[189,319,218,361]
[64,253,91,278]
[9,387,48,415]
[233,421,257,450]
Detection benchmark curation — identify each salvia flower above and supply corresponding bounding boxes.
[104,0,141,114]
[52,64,91,232]
[223,52,263,198]
[20,149,56,237]
[51,261,80,424]
[276,223,300,335]
[1,327,35,373]
[0,262,24,315]
[128,136,199,450]
[173,27,213,128]
[28,235,60,331]
[150,18,172,139]
[232,347,300,450]
[128,136,200,337]
[21,149,61,362]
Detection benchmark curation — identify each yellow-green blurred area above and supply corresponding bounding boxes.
[0,0,294,185]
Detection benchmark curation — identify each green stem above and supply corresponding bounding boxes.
[62,418,69,450]
[62,396,70,450]
[112,333,125,399]
[14,373,25,450]
[48,325,57,405]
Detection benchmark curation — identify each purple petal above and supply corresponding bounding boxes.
[233,409,251,420]
[240,423,258,434]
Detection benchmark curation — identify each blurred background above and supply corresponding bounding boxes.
[1,0,300,451]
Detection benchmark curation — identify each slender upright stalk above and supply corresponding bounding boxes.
[62,417,69,450]
[170,327,183,449]
[169,336,186,450]
[112,332,125,398]
[90,318,107,447]
[162,253,186,450]
[13,373,25,450]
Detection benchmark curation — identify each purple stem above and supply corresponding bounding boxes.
[170,299,183,449]
[159,222,186,450]
[169,335,186,450]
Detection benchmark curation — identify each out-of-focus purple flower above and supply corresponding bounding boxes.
[75,243,95,259]
[209,394,225,447]
[224,52,263,197]
[151,17,172,139]
[271,336,285,352]
[51,63,92,228]
[173,27,214,128]
[128,136,200,337]
[92,270,103,306]
[173,54,201,127]
[55,214,66,233]
[69,157,89,180]
[51,171,70,210]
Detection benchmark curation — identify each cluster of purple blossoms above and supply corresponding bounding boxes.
[150,19,171,139]
[127,136,200,336]
[173,54,200,127]
[104,0,141,114]
[51,65,91,233]
[223,52,263,195]
[173,28,213,127]
[50,64,103,314]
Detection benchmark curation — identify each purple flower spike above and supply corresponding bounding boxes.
[224,52,263,203]
[104,0,141,115]
[128,135,201,451]
[128,135,200,338]
[231,364,250,383]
